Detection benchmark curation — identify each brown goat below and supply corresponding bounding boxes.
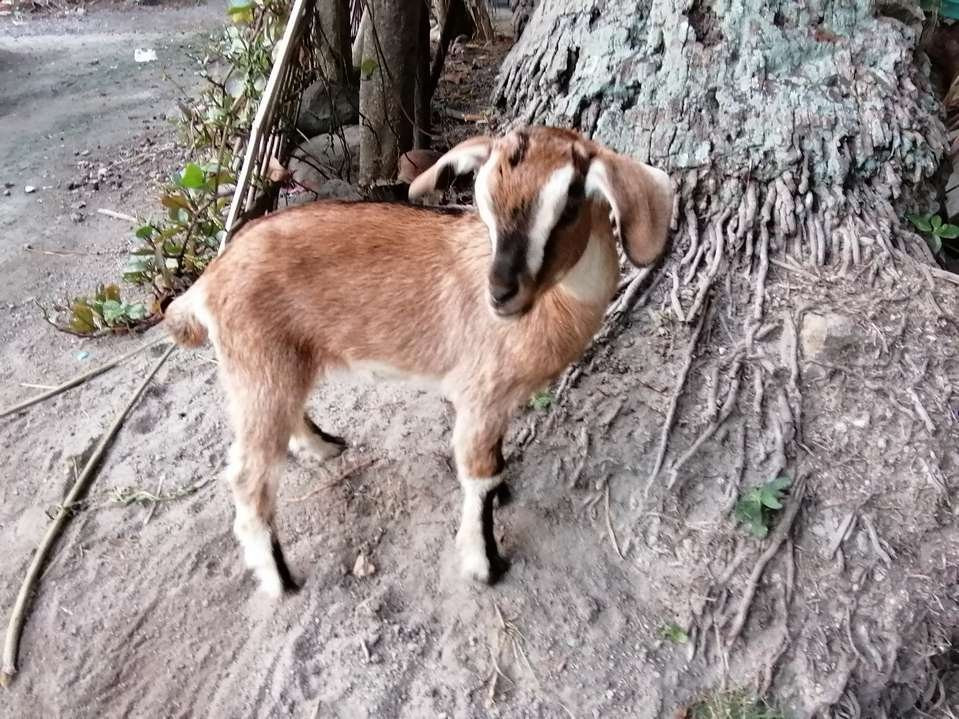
[164,126,673,596]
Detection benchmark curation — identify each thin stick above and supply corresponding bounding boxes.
[726,475,807,646]
[646,303,709,489]
[604,483,624,559]
[96,208,138,224]
[0,337,168,419]
[287,458,377,503]
[1,344,175,687]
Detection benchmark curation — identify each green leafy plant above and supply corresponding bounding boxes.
[907,213,959,256]
[660,622,689,644]
[734,476,791,539]
[529,390,553,411]
[65,284,149,335]
[687,690,785,719]
[55,0,287,336]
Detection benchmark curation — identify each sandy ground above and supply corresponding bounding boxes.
[2,4,959,719]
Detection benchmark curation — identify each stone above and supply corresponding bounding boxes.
[296,80,358,138]
[800,312,861,361]
[352,552,376,578]
[287,125,363,190]
[398,149,442,184]
[24,185,35,193]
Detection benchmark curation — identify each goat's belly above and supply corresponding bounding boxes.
[334,360,446,395]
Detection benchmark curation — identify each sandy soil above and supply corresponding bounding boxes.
[2,4,959,719]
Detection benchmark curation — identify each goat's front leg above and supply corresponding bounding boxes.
[452,410,510,584]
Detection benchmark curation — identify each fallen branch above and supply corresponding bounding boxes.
[726,474,807,646]
[96,208,138,224]
[287,457,377,503]
[1,343,176,687]
[0,337,169,420]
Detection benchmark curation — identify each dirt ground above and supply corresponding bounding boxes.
[2,3,959,719]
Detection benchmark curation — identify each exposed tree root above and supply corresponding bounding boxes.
[726,474,808,647]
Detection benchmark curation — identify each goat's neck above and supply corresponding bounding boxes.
[556,227,620,310]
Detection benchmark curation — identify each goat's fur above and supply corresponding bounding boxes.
[164,126,673,596]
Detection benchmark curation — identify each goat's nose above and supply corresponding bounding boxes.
[489,280,519,306]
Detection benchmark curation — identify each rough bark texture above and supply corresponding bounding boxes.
[491,1,959,716]
[315,0,353,87]
[358,0,422,183]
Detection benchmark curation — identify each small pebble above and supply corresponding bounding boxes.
[352,553,376,578]
[24,185,36,193]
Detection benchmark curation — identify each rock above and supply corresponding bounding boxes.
[2,189,9,197]
[287,126,363,189]
[352,553,376,578]
[296,80,358,137]
[398,149,442,184]
[800,311,860,361]
[70,212,84,223]
[24,185,35,193]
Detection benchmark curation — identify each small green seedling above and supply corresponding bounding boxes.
[907,213,959,256]
[734,476,791,539]
[529,390,553,411]
[660,622,688,644]
[67,284,149,335]
[687,690,786,719]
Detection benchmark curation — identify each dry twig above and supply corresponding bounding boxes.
[1,344,176,687]
[0,337,169,419]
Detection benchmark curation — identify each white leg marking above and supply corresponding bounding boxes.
[456,474,502,583]
[225,448,283,598]
[288,418,343,460]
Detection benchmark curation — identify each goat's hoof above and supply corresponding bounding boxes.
[458,548,510,585]
[492,482,512,507]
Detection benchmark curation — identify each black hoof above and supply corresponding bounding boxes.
[271,536,301,594]
[492,482,513,507]
[304,415,347,448]
[487,554,510,585]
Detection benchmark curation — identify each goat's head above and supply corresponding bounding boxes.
[409,126,673,318]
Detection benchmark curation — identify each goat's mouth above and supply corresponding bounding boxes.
[488,294,532,319]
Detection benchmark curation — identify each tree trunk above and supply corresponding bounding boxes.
[414,2,432,149]
[496,1,959,716]
[315,0,353,87]
[429,0,476,97]
[358,0,423,184]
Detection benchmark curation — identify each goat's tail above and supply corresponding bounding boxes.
[164,281,210,348]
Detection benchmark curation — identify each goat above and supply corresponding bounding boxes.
[164,126,673,597]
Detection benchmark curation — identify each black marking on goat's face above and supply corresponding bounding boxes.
[475,128,596,319]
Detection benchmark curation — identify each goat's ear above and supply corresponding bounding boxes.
[585,150,674,267]
[408,136,493,200]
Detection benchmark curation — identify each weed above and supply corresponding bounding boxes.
[55,0,288,335]
[686,690,785,719]
[908,212,959,257]
[62,284,150,335]
[734,476,791,539]
[660,622,689,644]
[529,390,553,411]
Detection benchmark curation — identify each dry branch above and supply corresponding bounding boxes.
[0,337,169,420]
[1,344,176,687]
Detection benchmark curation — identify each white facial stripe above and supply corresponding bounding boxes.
[527,164,576,276]
[585,159,620,232]
[475,150,500,252]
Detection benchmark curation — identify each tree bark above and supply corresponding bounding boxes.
[414,1,432,149]
[495,1,958,716]
[315,0,353,87]
[358,0,423,184]
[429,0,476,97]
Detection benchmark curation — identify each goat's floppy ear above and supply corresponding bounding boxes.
[408,136,493,200]
[585,149,674,267]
